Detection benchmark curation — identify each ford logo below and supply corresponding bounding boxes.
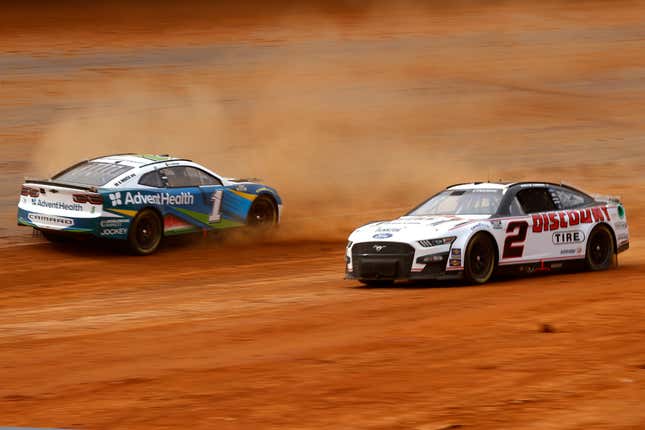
[372,233,392,239]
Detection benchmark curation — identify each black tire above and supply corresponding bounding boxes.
[585,225,615,271]
[128,209,163,255]
[247,196,278,230]
[359,279,395,287]
[463,233,496,284]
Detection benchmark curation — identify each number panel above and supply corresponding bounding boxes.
[503,221,529,259]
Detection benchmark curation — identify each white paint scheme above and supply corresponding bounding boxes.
[346,182,629,279]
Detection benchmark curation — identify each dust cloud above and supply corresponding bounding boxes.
[27,0,645,239]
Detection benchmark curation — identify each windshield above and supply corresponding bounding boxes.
[408,189,503,216]
[53,162,133,187]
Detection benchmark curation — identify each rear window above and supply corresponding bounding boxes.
[53,162,133,187]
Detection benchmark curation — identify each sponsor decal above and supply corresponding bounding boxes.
[614,221,627,229]
[471,222,488,230]
[100,218,129,227]
[449,258,461,267]
[114,191,195,206]
[375,227,402,233]
[372,244,387,252]
[113,173,136,187]
[451,248,462,256]
[236,184,248,192]
[31,198,83,211]
[560,248,577,255]
[372,233,392,239]
[28,213,74,227]
[617,233,629,242]
[532,207,610,233]
[490,220,503,230]
[552,230,585,245]
[109,192,123,206]
[101,227,128,236]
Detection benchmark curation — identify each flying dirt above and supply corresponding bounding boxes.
[1,1,645,428]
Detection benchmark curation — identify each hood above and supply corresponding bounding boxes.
[350,214,490,242]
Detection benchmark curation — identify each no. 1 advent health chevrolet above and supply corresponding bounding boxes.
[18,154,282,254]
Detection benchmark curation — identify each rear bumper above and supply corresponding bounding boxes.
[17,208,130,239]
[617,241,630,254]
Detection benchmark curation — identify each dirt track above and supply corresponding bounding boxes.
[2,1,645,429]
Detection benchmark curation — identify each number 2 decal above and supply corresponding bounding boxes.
[503,221,529,259]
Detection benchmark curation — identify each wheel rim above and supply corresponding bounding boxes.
[136,216,159,250]
[589,230,611,266]
[249,200,275,227]
[469,239,493,279]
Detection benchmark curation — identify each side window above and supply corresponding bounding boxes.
[508,196,525,216]
[139,170,164,188]
[184,167,222,186]
[159,166,222,187]
[551,186,590,209]
[516,188,557,214]
[159,167,192,188]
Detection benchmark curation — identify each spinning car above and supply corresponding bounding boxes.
[346,182,629,285]
[17,154,282,254]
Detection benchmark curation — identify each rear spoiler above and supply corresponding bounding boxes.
[227,177,261,183]
[24,179,98,192]
[592,194,622,204]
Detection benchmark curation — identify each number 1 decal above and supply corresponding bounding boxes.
[503,221,529,259]
[209,190,223,222]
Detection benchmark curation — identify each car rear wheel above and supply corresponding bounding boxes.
[247,196,277,230]
[128,209,163,255]
[585,225,615,271]
[463,233,496,284]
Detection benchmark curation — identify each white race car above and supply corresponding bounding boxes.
[346,182,630,285]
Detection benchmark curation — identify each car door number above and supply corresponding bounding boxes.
[209,189,223,222]
[503,220,529,259]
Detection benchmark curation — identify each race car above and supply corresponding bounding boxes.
[346,182,629,285]
[17,154,282,254]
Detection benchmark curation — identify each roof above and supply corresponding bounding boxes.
[90,153,184,167]
[447,182,509,190]
[446,181,587,194]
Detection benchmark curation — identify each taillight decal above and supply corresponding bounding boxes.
[73,193,103,205]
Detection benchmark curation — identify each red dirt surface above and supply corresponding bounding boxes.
[2,1,645,429]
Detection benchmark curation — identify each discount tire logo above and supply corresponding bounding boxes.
[552,230,585,245]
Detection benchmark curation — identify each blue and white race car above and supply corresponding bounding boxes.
[17,154,282,254]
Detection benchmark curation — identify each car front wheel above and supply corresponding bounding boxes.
[463,233,496,284]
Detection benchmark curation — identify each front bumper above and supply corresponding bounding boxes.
[346,241,463,281]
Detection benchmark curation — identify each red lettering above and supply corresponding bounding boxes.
[591,207,605,222]
[601,206,611,221]
[548,212,560,231]
[532,214,543,233]
[558,212,568,228]
[542,213,550,231]
[567,210,580,226]
[580,209,593,223]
